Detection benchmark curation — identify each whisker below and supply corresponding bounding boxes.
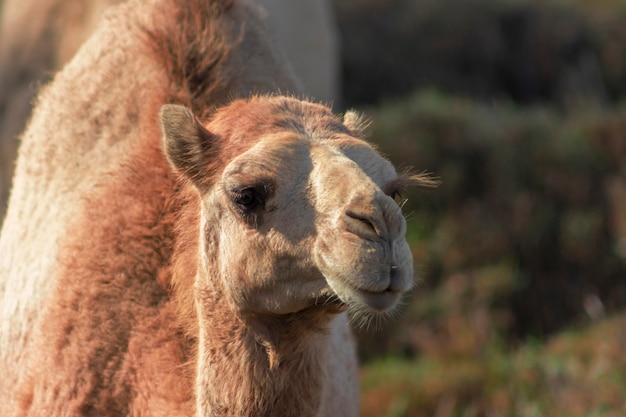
[345,303,397,333]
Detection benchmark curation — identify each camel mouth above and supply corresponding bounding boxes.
[325,280,406,315]
[313,286,401,315]
[353,287,403,313]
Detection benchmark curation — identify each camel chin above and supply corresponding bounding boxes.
[314,220,415,316]
[325,269,412,315]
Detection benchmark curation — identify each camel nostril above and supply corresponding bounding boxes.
[389,265,397,280]
[345,210,380,240]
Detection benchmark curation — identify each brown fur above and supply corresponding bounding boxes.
[0,0,416,416]
[0,0,124,222]
[165,96,364,340]
[161,96,371,417]
[0,0,317,415]
[0,0,339,224]
[17,131,194,415]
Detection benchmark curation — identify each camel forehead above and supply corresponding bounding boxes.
[208,96,348,142]
[322,136,398,187]
[222,134,313,182]
[222,133,397,190]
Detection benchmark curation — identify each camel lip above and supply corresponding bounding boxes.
[354,288,402,313]
[359,287,401,296]
[352,270,413,296]
[320,266,412,313]
[328,283,404,314]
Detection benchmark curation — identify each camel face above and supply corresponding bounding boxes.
[310,140,414,315]
[161,97,414,318]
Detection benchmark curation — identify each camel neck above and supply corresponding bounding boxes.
[194,291,332,417]
[172,193,335,416]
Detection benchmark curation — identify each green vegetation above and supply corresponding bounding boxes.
[348,79,626,416]
[361,313,626,417]
[363,90,626,334]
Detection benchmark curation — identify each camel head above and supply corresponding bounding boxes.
[160,96,428,321]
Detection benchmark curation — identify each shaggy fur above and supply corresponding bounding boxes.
[0,0,338,223]
[0,0,417,416]
[0,0,123,222]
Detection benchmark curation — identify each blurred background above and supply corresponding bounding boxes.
[2,0,626,415]
[336,1,626,416]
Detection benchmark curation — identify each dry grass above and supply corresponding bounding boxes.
[361,313,626,417]
[355,89,626,416]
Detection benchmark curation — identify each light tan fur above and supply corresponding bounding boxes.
[0,0,123,222]
[0,0,338,223]
[0,0,421,416]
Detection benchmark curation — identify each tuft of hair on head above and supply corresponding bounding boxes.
[342,110,371,137]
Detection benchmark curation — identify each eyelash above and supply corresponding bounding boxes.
[228,182,273,224]
[389,190,408,208]
[232,188,262,211]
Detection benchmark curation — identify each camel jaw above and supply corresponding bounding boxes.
[327,280,409,315]
[314,233,415,316]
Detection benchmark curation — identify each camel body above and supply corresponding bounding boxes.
[0,0,419,416]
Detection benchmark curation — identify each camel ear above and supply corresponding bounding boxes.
[159,104,220,189]
[343,110,370,137]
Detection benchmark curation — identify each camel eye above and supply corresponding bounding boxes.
[227,179,273,223]
[232,188,261,211]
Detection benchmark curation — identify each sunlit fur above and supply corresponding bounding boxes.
[0,0,424,416]
[159,95,419,416]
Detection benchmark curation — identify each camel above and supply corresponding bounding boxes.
[0,0,339,224]
[0,0,430,415]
